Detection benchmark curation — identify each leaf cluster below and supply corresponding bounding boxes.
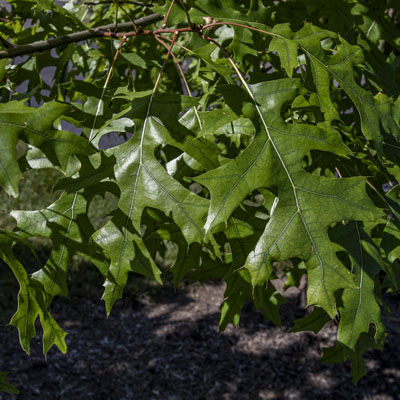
[0,0,400,389]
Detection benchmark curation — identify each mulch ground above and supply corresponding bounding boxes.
[0,275,399,400]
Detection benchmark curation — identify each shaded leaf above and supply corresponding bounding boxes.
[0,372,19,395]
[290,307,332,334]
[94,93,212,313]
[269,23,400,154]
[0,231,67,354]
[11,191,104,303]
[332,222,385,348]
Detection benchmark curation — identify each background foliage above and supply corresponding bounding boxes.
[0,0,400,391]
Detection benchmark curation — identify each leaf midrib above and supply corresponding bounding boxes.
[244,82,327,290]
[47,191,78,300]
[110,95,154,308]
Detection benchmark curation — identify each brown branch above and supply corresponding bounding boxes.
[200,33,232,60]
[156,34,202,128]
[105,26,193,38]
[0,13,163,60]
[155,35,192,95]
[83,1,150,5]
[159,34,193,55]
[162,0,176,29]
[153,31,179,94]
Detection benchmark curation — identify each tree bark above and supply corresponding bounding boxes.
[0,13,163,60]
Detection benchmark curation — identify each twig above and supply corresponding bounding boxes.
[155,35,202,128]
[200,33,233,64]
[111,0,141,33]
[162,0,193,31]
[0,36,15,50]
[162,0,176,29]
[114,0,119,31]
[0,13,163,59]
[335,167,343,178]
[200,32,262,135]
[84,0,149,5]
[153,31,179,94]
[177,0,194,28]
[89,36,127,143]
[160,34,193,55]
[0,17,278,60]
[105,26,193,38]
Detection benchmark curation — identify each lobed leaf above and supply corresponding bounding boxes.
[93,93,212,313]
[0,231,67,354]
[197,78,381,317]
[269,23,400,155]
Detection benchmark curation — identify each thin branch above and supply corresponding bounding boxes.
[153,31,179,94]
[89,36,127,144]
[200,33,233,62]
[162,0,176,29]
[177,0,193,28]
[160,34,193,55]
[0,13,163,59]
[105,26,193,38]
[114,0,119,31]
[335,167,343,178]
[201,32,260,130]
[0,36,15,50]
[84,0,150,5]
[111,0,141,33]
[156,34,202,128]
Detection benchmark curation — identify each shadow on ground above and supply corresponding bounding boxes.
[0,257,399,400]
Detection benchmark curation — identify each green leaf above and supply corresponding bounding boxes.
[269,25,299,78]
[254,281,287,326]
[11,191,103,303]
[219,268,287,330]
[188,40,235,84]
[322,328,385,385]
[188,255,228,281]
[0,101,94,197]
[0,372,19,394]
[93,93,212,313]
[269,23,400,154]
[198,106,238,137]
[191,0,270,26]
[152,223,202,288]
[290,307,332,334]
[94,212,163,315]
[224,208,267,268]
[0,231,67,354]
[219,268,252,331]
[196,79,381,317]
[110,94,211,243]
[270,23,338,118]
[37,0,54,10]
[121,53,147,69]
[332,221,385,349]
